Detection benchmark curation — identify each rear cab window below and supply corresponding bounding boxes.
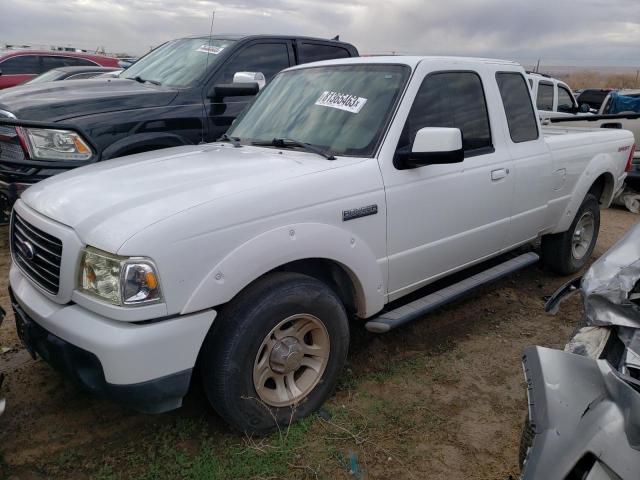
[496,72,539,143]
[298,43,351,64]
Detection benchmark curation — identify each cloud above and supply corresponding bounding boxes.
[1,0,639,66]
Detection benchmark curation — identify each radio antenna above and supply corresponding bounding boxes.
[200,10,216,144]
[205,10,216,72]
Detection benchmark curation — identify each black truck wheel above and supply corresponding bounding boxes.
[541,193,600,275]
[200,272,349,435]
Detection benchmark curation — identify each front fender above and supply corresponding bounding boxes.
[102,132,192,160]
[553,154,618,234]
[182,223,386,318]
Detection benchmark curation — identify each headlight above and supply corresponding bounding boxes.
[78,247,162,306]
[19,127,93,161]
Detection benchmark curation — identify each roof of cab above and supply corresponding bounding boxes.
[183,33,353,44]
[285,55,521,71]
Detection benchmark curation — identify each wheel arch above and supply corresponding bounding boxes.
[181,223,386,319]
[101,132,192,160]
[553,164,618,234]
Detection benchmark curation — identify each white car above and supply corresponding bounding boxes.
[8,56,634,433]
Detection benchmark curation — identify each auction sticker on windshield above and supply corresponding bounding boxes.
[196,45,225,54]
[315,91,368,113]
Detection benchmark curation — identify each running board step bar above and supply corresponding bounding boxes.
[365,252,539,333]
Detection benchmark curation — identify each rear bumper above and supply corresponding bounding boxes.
[9,265,216,413]
[521,346,640,479]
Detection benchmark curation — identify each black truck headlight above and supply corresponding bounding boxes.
[19,127,93,161]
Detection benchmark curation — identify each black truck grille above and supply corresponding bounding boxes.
[11,212,63,294]
[0,125,33,175]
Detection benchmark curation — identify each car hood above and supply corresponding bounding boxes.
[0,78,177,122]
[21,144,342,252]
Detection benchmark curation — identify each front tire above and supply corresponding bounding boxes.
[200,272,349,434]
[541,193,600,275]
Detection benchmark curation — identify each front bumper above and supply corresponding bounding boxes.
[9,266,216,413]
[521,346,640,479]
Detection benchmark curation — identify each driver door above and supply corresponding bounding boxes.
[380,64,514,300]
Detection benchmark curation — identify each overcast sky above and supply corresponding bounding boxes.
[2,0,639,67]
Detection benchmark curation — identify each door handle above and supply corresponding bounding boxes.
[491,168,509,181]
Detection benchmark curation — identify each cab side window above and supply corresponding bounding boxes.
[496,72,539,143]
[217,43,291,84]
[536,82,554,111]
[0,55,41,75]
[41,56,97,71]
[399,71,493,156]
[557,86,575,113]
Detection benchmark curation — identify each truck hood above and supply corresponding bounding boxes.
[21,144,341,252]
[0,78,177,122]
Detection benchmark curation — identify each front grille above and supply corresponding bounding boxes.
[11,212,63,294]
[0,126,33,175]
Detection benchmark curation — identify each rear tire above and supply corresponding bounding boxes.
[541,194,600,275]
[200,272,349,435]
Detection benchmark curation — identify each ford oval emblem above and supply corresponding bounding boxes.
[17,239,36,260]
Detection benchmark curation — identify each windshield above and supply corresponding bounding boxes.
[25,69,64,85]
[121,37,236,87]
[228,64,410,157]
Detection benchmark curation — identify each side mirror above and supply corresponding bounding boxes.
[233,71,266,90]
[0,69,3,77]
[579,103,590,113]
[210,82,259,101]
[396,127,464,169]
[210,71,265,101]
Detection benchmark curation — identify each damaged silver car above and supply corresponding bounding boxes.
[520,220,640,479]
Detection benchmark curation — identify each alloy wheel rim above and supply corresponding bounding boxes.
[571,211,595,260]
[253,313,330,407]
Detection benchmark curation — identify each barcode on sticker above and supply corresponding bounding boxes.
[315,91,367,113]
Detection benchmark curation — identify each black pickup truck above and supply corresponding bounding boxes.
[0,34,358,218]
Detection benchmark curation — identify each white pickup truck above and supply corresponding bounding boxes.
[8,56,634,434]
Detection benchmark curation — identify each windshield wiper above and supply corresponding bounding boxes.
[251,138,336,160]
[217,133,241,148]
[131,75,161,86]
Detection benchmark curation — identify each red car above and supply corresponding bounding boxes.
[0,50,120,89]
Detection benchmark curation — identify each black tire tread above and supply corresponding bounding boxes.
[541,193,600,275]
[200,271,349,434]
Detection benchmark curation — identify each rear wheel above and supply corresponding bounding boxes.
[541,194,600,275]
[200,272,349,434]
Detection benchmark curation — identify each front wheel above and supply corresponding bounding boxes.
[541,193,600,275]
[200,272,350,434]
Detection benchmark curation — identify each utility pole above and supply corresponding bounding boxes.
[535,59,540,73]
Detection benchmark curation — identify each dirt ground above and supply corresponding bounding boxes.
[0,207,638,480]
